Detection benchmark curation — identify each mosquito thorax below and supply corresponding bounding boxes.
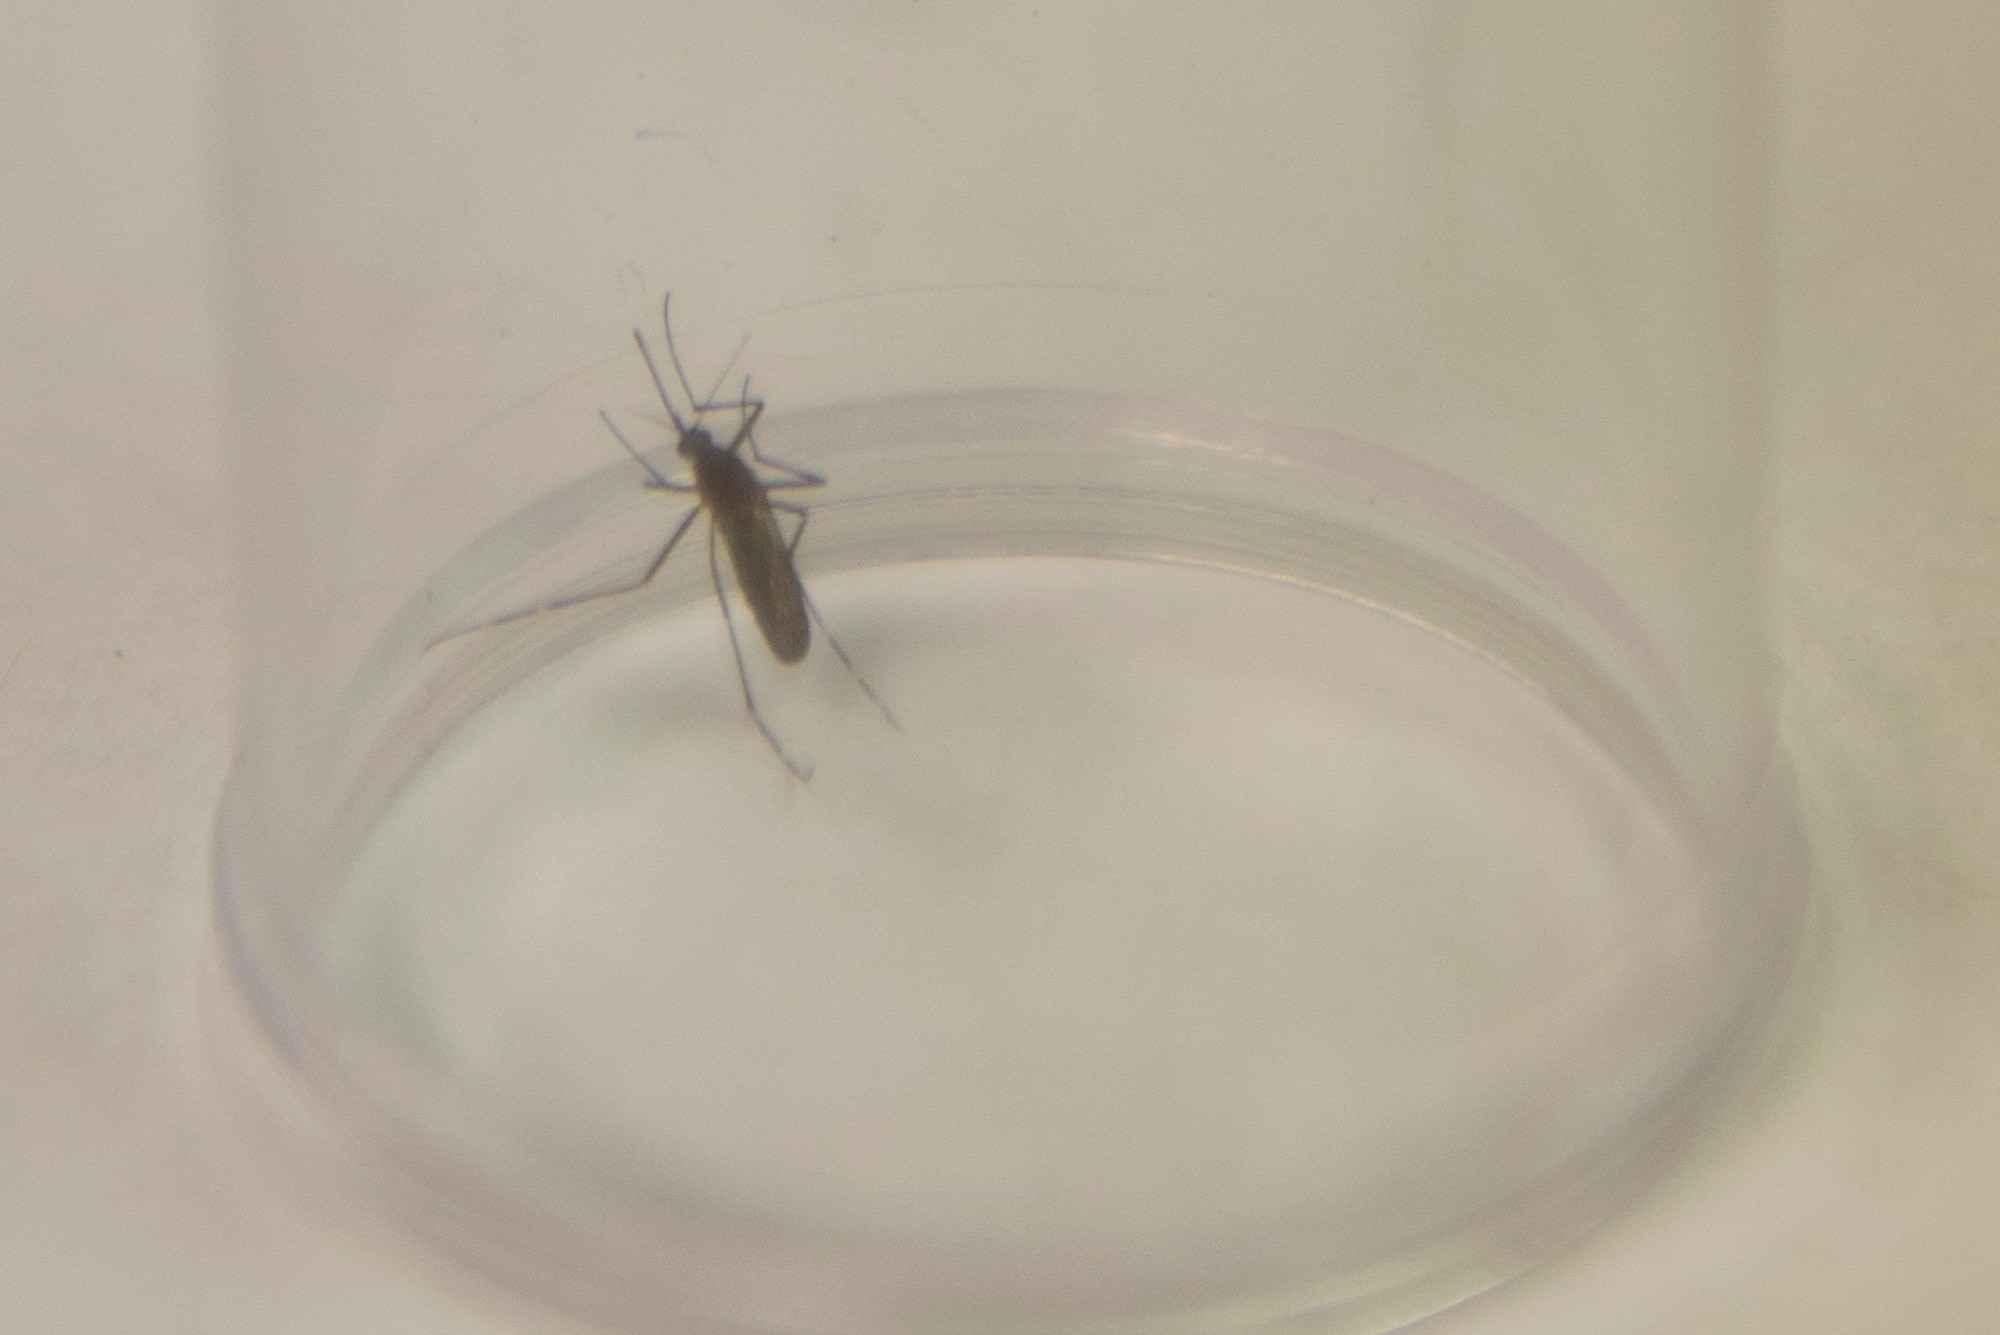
[678,427,718,459]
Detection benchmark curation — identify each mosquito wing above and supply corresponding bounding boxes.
[717,481,810,664]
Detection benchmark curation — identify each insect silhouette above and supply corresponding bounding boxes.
[437,293,896,779]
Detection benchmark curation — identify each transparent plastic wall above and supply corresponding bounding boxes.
[213,4,1802,1334]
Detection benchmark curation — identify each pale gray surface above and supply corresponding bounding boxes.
[2,4,1996,1332]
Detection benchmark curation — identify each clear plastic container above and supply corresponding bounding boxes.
[210,5,1803,1333]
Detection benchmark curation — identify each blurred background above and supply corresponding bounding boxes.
[1,3,1995,1331]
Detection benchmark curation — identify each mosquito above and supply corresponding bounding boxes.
[436,293,896,779]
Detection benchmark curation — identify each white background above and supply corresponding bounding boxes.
[2,4,1996,1331]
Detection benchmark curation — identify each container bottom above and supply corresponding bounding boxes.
[215,392,1805,1334]
[233,553,1799,1334]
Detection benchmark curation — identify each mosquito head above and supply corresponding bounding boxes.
[677,423,718,460]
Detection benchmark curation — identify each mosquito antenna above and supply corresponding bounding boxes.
[633,327,689,434]
[598,408,681,489]
[657,291,708,418]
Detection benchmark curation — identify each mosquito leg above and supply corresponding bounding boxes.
[769,500,900,731]
[600,409,696,491]
[717,393,780,471]
[748,435,823,487]
[773,499,810,557]
[428,506,700,647]
[730,375,825,486]
[711,523,812,780]
[802,589,901,731]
